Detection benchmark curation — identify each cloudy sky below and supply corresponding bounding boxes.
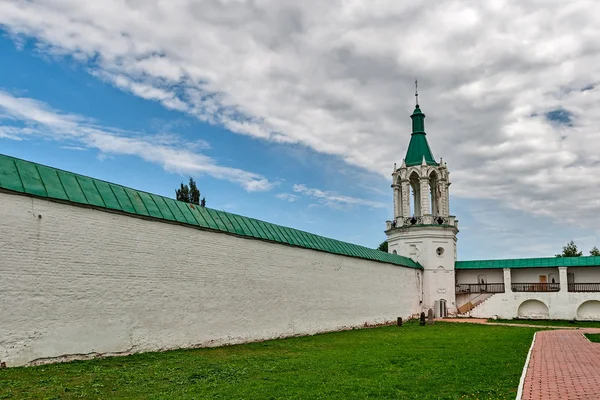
[1,0,600,260]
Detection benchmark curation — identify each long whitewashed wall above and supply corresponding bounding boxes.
[469,291,600,320]
[0,191,421,367]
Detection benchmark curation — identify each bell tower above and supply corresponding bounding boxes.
[385,90,459,315]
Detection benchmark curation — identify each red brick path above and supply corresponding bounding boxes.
[521,329,600,400]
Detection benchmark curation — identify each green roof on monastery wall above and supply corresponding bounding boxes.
[0,153,422,270]
[456,256,600,269]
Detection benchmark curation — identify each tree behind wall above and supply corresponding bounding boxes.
[555,240,582,257]
[590,246,600,256]
[176,177,206,207]
[377,241,388,252]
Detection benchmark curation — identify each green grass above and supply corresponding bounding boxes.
[0,322,537,400]
[489,319,600,328]
[585,333,600,342]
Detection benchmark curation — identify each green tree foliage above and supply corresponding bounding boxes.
[377,241,388,252]
[590,246,600,256]
[176,177,206,207]
[555,240,582,257]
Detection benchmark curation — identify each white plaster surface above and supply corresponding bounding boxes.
[387,227,457,313]
[470,290,600,320]
[467,267,600,319]
[577,301,600,320]
[456,269,504,284]
[511,268,560,283]
[517,300,549,318]
[0,192,421,367]
[569,268,600,283]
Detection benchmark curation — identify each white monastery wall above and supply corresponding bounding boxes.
[456,269,504,284]
[0,192,421,367]
[569,267,600,283]
[469,268,600,320]
[470,291,600,320]
[511,268,559,283]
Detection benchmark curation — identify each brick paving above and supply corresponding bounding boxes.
[521,329,600,400]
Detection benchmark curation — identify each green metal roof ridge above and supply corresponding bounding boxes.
[456,255,600,269]
[0,153,422,270]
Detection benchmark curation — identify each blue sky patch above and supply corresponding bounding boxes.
[546,108,573,126]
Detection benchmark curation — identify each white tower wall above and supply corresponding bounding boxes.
[388,227,457,314]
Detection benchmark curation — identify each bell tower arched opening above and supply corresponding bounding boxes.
[429,171,439,216]
[409,171,421,216]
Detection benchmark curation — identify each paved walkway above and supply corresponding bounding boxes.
[521,329,600,400]
[441,319,600,398]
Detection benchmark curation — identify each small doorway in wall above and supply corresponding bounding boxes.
[539,275,547,283]
[434,299,447,318]
[548,273,558,284]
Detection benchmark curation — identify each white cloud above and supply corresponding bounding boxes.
[0,90,273,192]
[61,145,88,151]
[275,193,299,202]
[0,126,27,140]
[293,184,384,209]
[1,0,600,227]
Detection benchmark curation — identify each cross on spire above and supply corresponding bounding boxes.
[415,79,419,106]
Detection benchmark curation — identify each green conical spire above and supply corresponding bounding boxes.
[404,103,439,167]
[411,105,425,133]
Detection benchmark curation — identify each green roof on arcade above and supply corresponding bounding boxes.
[455,256,600,270]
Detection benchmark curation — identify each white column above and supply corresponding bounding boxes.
[401,181,410,217]
[503,268,511,292]
[445,183,450,216]
[393,186,400,218]
[439,181,449,217]
[420,178,430,215]
[559,267,568,293]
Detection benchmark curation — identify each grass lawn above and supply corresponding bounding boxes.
[585,333,600,342]
[489,319,600,328]
[0,322,537,400]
